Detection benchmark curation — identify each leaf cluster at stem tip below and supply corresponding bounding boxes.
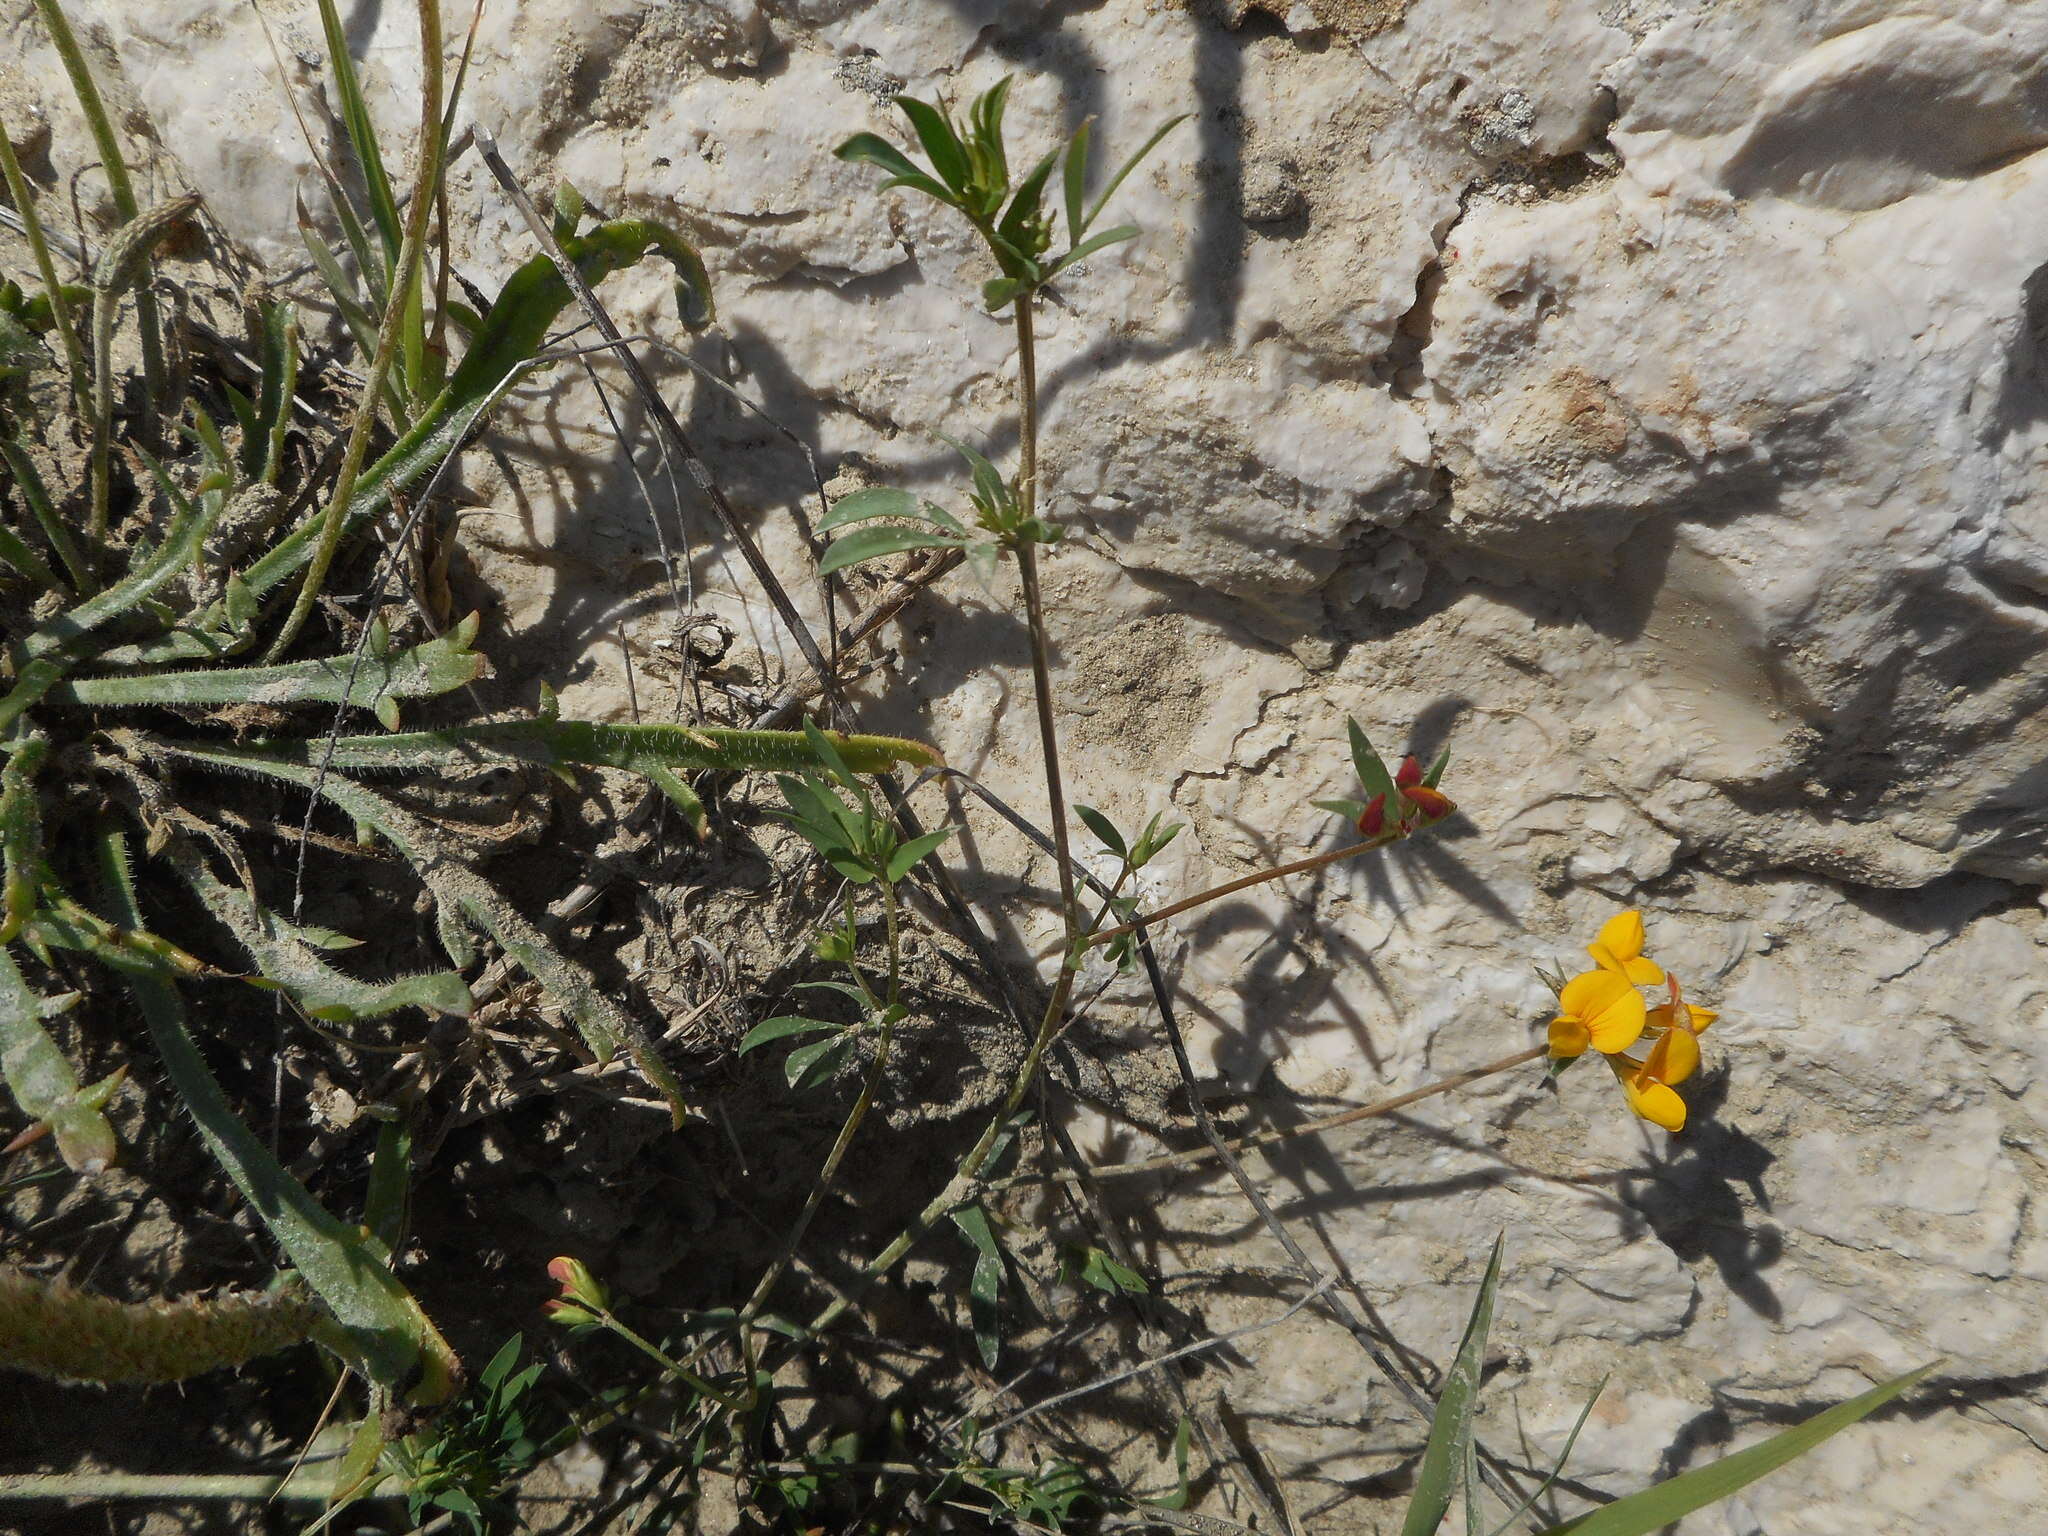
[770,720,959,888]
[835,74,1188,311]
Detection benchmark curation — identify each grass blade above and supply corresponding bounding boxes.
[311,0,403,267]
[1400,1235,1504,1536]
[1536,1364,1939,1536]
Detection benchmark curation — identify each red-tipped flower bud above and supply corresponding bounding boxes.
[1394,754,1422,789]
[1356,793,1387,837]
[544,1256,608,1329]
[1401,784,1453,822]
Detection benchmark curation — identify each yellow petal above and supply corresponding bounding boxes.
[1686,1004,1717,1035]
[1593,910,1646,962]
[1622,1074,1687,1132]
[1559,968,1629,1017]
[1559,968,1647,1055]
[1642,1023,1701,1086]
[1549,1016,1591,1057]
[1621,955,1666,986]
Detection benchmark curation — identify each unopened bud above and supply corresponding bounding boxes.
[1400,785,1454,822]
[544,1256,608,1329]
[1356,793,1387,837]
[1394,755,1422,789]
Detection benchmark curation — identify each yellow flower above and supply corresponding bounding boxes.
[1587,910,1664,987]
[1548,968,1647,1058]
[1609,976,1716,1132]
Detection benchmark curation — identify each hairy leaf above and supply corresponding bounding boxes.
[57,613,486,711]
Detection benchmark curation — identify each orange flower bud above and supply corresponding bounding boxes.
[1401,784,1453,822]
[1394,754,1422,789]
[1356,793,1387,837]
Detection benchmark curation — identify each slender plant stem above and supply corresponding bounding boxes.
[801,293,1091,1335]
[994,1044,1548,1187]
[1011,294,1078,946]
[804,851,1100,1339]
[596,1311,746,1413]
[1088,836,1392,950]
[0,1473,369,1503]
[266,0,445,660]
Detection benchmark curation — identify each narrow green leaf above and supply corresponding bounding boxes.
[801,717,858,791]
[132,738,691,1125]
[217,219,717,639]
[885,824,958,885]
[1,737,47,942]
[1423,747,1452,790]
[0,438,89,593]
[312,0,403,263]
[0,522,60,591]
[937,432,1008,517]
[362,1113,412,1254]
[776,773,858,847]
[1347,718,1399,809]
[969,77,1014,189]
[1483,1377,1608,1536]
[203,718,942,780]
[1313,798,1370,824]
[1082,112,1190,237]
[1075,805,1127,860]
[297,219,390,402]
[167,836,473,1023]
[818,487,919,531]
[1132,813,1184,868]
[1536,1364,1939,1536]
[950,1204,1005,1369]
[1401,1235,1504,1536]
[1049,223,1140,278]
[639,763,709,840]
[0,452,223,732]
[254,299,300,488]
[1147,1415,1193,1511]
[739,1015,842,1054]
[893,96,972,194]
[95,833,458,1403]
[1062,119,1092,246]
[835,133,959,207]
[819,523,966,574]
[996,146,1061,255]
[56,618,487,711]
[785,1035,854,1091]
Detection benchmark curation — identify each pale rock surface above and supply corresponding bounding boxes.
[8,0,2048,1529]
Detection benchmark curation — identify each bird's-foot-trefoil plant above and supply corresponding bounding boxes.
[549,70,1935,1534]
